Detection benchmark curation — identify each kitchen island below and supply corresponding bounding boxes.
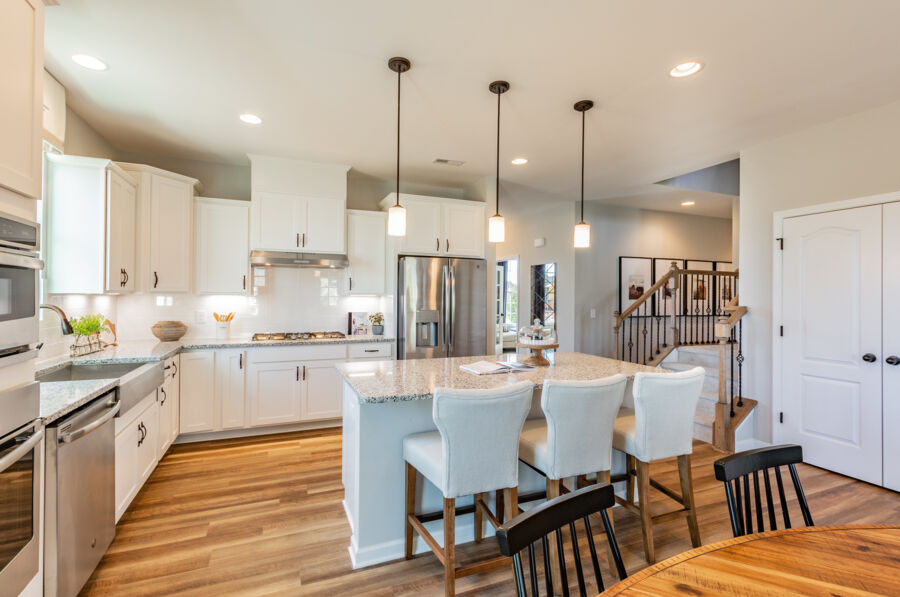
[336,351,663,569]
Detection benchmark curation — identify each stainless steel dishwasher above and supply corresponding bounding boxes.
[44,391,120,597]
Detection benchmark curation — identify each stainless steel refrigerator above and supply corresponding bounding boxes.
[397,256,487,359]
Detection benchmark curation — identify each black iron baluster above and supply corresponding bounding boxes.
[642,301,648,365]
[730,329,736,417]
[737,319,744,407]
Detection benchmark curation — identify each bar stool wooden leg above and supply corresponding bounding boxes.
[545,478,564,594]
[443,497,455,597]
[635,459,655,564]
[678,454,701,548]
[495,489,505,523]
[405,462,416,559]
[474,492,484,543]
[625,455,636,506]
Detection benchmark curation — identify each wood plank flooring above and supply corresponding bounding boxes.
[80,429,900,596]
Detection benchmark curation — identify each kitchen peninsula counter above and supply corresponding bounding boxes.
[338,351,665,569]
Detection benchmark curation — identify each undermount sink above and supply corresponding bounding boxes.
[37,362,144,383]
[38,361,165,416]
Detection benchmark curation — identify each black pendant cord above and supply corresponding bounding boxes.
[495,90,501,216]
[396,66,401,207]
[580,109,585,223]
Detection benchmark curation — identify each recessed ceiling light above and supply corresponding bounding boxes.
[239,113,262,124]
[71,54,107,71]
[511,157,528,165]
[669,61,703,78]
[681,200,696,206]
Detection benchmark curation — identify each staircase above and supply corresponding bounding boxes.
[613,263,756,452]
[662,345,737,443]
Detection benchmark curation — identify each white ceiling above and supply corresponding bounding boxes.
[45,0,900,216]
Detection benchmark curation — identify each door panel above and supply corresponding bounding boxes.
[398,257,446,360]
[301,362,342,420]
[402,199,443,255]
[256,191,301,251]
[781,205,882,485]
[247,361,302,426]
[149,176,191,292]
[443,202,485,257]
[217,350,246,429]
[883,202,900,491]
[196,200,249,294]
[106,171,136,292]
[448,258,487,357]
[304,198,343,253]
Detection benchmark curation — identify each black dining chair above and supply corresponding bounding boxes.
[713,444,814,538]
[495,484,627,597]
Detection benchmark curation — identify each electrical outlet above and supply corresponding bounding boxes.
[195,310,207,324]
[590,308,596,319]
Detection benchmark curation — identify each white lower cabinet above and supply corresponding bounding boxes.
[179,351,216,433]
[301,360,343,420]
[217,349,246,429]
[157,355,180,458]
[114,390,160,522]
[247,360,303,426]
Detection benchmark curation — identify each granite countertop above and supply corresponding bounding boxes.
[181,334,395,350]
[335,352,667,404]
[71,340,183,364]
[40,378,119,424]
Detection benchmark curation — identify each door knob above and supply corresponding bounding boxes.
[862,353,877,363]
[886,356,900,366]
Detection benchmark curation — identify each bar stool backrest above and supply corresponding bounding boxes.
[631,367,705,462]
[433,381,534,499]
[541,375,627,479]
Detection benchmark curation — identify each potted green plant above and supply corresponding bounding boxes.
[368,312,384,335]
[69,314,109,356]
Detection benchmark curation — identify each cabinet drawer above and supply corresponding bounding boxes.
[247,344,347,363]
[348,343,393,359]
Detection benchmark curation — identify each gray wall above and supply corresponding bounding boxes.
[574,204,732,356]
[740,97,900,443]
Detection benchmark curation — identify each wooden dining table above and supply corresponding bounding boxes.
[602,525,900,596]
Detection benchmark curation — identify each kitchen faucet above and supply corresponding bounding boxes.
[40,304,74,335]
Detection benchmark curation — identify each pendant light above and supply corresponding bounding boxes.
[387,57,411,237]
[488,80,509,243]
[573,100,594,248]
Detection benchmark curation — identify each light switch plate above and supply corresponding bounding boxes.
[194,310,207,323]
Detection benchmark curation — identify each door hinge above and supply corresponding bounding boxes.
[776,237,783,250]
[779,412,784,424]
[779,325,784,337]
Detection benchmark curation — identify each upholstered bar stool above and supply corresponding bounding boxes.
[403,381,533,596]
[517,375,627,582]
[612,366,705,564]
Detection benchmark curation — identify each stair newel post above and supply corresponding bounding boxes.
[714,315,732,452]
[613,311,621,361]
[670,262,681,350]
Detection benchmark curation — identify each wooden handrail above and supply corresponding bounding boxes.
[615,269,677,324]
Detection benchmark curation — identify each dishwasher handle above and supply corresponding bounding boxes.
[58,401,120,444]
[0,428,44,473]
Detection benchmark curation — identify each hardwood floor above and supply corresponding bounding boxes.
[81,430,900,596]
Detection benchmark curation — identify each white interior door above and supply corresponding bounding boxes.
[882,202,900,492]
[781,205,882,485]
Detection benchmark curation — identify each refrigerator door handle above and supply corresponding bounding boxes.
[448,265,455,352]
[442,264,449,351]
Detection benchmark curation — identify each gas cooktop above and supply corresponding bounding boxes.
[251,331,346,341]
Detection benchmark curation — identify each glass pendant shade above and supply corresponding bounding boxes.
[488,214,505,243]
[573,221,591,248]
[387,204,407,237]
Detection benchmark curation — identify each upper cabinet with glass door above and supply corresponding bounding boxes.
[0,0,43,201]
[44,155,137,294]
[378,194,485,258]
[248,155,348,254]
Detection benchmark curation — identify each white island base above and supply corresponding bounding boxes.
[338,352,660,569]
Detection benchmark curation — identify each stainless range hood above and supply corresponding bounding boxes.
[250,250,349,269]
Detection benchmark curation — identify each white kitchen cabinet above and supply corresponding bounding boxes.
[179,350,216,433]
[246,360,303,426]
[216,349,246,429]
[301,360,344,420]
[251,191,344,254]
[379,193,485,258]
[196,197,250,294]
[346,210,386,295]
[44,156,138,294]
[0,0,43,200]
[443,202,485,258]
[118,163,200,293]
[114,390,159,521]
[157,355,180,457]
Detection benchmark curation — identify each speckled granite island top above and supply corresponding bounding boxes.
[181,334,394,350]
[335,352,666,404]
[40,379,119,424]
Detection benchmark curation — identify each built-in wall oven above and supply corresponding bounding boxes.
[0,382,42,596]
[0,211,42,359]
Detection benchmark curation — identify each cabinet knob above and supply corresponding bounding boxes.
[862,353,877,363]
[887,356,900,366]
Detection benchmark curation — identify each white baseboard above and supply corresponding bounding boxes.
[174,419,340,444]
